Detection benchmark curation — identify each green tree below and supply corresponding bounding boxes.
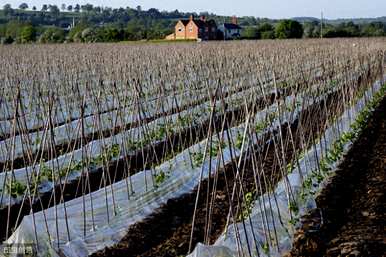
[3,4,14,15]
[97,27,123,42]
[303,21,320,38]
[20,25,36,43]
[39,27,65,43]
[361,22,385,37]
[5,20,24,39]
[126,20,145,40]
[3,3,12,10]
[81,4,93,13]
[241,26,260,39]
[74,4,80,12]
[275,20,303,39]
[259,23,275,39]
[322,22,360,38]
[19,3,28,10]
[340,22,359,37]
[93,6,101,13]
[68,21,89,42]
[81,27,96,42]
[48,5,60,16]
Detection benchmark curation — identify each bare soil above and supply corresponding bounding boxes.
[288,95,386,257]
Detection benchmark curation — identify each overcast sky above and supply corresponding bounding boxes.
[3,0,386,19]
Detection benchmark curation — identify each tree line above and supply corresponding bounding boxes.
[241,20,386,39]
[0,3,385,44]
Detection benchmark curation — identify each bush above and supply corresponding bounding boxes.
[39,27,65,43]
[1,35,14,44]
[81,27,97,42]
[19,25,36,43]
[241,26,260,39]
[261,31,275,39]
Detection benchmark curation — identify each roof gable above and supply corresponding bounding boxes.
[176,20,190,27]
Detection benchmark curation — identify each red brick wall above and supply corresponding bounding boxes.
[174,20,212,40]
[186,21,198,40]
[175,21,187,39]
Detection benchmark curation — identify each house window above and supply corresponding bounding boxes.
[189,25,193,32]
[178,27,184,32]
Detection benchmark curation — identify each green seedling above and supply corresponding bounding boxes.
[6,179,27,198]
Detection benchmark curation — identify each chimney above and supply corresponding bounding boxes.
[189,15,194,21]
[231,16,238,25]
[200,15,206,22]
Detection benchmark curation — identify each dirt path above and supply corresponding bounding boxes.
[289,95,386,257]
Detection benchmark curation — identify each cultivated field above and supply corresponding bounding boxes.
[0,39,385,257]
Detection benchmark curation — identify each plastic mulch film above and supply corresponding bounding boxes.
[188,78,385,257]
[0,70,283,164]
[2,91,303,257]
[0,83,266,164]
[4,138,227,257]
[0,78,222,136]
[0,101,209,207]
[2,76,358,257]
[0,85,272,208]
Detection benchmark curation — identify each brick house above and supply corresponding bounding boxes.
[166,15,217,41]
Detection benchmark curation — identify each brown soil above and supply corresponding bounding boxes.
[288,95,386,257]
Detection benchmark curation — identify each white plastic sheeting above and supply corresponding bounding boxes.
[0,83,269,164]
[0,104,206,207]
[188,79,384,257]
[3,91,304,257]
[0,70,287,138]
[0,80,225,136]
[2,74,370,257]
[0,84,275,208]
[5,125,239,257]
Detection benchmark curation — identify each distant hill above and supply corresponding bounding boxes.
[292,17,320,23]
[292,16,386,24]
